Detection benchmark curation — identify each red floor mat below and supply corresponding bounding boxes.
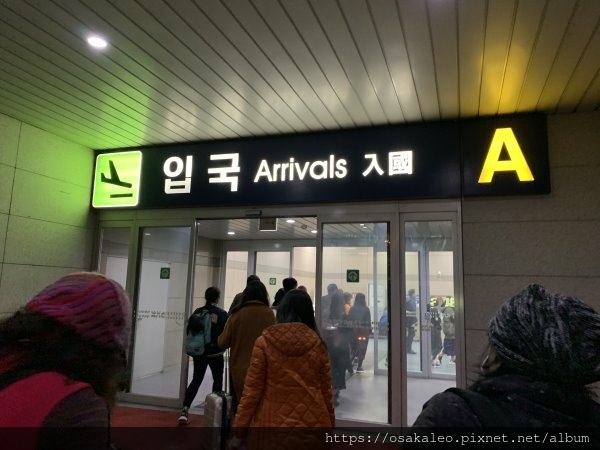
[110,406,398,450]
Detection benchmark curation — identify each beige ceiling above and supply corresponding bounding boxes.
[1,0,598,150]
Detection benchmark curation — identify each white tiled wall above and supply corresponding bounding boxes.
[0,113,95,311]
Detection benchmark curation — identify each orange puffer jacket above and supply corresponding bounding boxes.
[233,322,334,450]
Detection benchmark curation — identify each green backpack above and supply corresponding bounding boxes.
[185,310,212,357]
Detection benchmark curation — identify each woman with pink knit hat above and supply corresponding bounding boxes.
[0,272,131,450]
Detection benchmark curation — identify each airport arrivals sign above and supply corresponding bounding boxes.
[91,114,549,209]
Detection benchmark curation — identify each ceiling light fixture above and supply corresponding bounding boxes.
[86,35,108,49]
[286,219,296,223]
[227,231,235,235]
[311,230,317,234]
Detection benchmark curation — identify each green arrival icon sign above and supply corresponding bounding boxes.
[92,151,142,208]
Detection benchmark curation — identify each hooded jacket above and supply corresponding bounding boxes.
[218,300,275,400]
[233,322,334,450]
[413,373,600,431]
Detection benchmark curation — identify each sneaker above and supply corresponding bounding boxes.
[178,407,189,425]
[432,360,441,367]
[356,366,365,373]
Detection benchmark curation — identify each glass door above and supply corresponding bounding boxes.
[128,226,192,402]
[184,217,317,410]
[319,219,391,425]
[403,216,459,425]
[255,251,291,299]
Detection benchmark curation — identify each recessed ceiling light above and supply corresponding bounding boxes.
[227,231,235,235]
[144,233,151,236]
[311,230,318,234]
[286,219,296,223]
[87,35,108,49]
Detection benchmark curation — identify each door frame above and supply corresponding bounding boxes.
[400,211,464,386]
[96,200,463,424]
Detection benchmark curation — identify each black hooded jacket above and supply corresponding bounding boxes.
[413,373,600,429]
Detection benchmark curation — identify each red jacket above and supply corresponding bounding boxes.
[0,371,91,449]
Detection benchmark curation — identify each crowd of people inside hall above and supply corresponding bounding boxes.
[1,271,599,449]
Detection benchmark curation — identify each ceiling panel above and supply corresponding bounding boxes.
[397,0,440,120]
[497,0,546,114]
[538,0,600,111]
[479,0,517,116]
[457,0,486,117]
[517,0,578,112]
[429,0,459,118]
[0,0,597,151]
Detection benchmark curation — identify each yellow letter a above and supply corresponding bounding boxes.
[478,128,534,183]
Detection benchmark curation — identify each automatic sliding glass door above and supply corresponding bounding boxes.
[319,220,390,425]
[403,216,459,425]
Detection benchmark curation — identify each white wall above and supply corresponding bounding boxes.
[0,113,95,317]
[461,111,600,378]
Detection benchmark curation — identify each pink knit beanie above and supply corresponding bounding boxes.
[26,272,131,352]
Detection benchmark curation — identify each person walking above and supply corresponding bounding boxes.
[228,275,260,315]
[0,272,131,450]
[411,284,600,439]
[406,289,418,354]
[429,297,444,367]
[178,286,228,425]
[229,289,334,450]
[436,301,455,365]
[272,277,298,308]
[347,293,371,372]
[323,291,351,406]
[218,280,275,411]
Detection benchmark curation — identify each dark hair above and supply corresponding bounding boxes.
[205,286,220,304]
[327,283,338,293]
[354,293,366,307]
[276,290,324,343]
[343,292,352,303]
[329,291,345,319]
[242,280,270,307]
[0,311,126,405]
[247,275,260,284]
[282,277,298,291]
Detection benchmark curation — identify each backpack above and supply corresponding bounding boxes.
[185,310,212,357]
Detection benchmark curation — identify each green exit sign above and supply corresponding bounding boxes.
[92,151,142,208]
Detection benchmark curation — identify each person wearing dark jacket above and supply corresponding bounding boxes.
[323,291,352,406]
[406,289,418,354]
[272,277,298,308]
[347,293,371,372]
[412,284,600,439]
[178,286,228,425]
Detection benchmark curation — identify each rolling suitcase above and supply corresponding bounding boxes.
[203,350,233,450]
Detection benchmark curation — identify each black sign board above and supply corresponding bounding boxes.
[92,114,549,209]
